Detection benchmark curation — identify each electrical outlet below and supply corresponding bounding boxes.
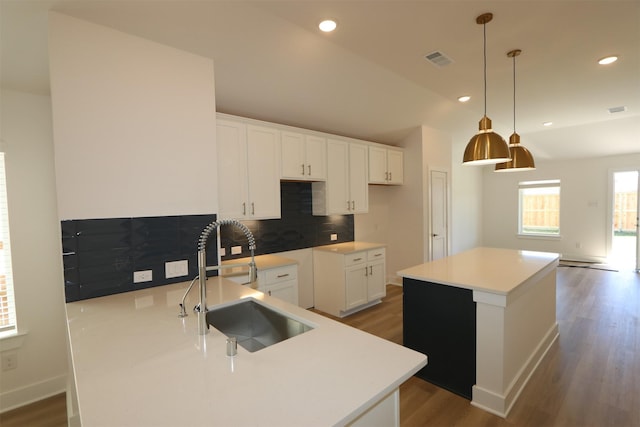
[219,247,226,256]
[133,270,153,283]
[2,351,17,371]
[165,260,189,279]
[330,233,338,241]
[231,246,242,255]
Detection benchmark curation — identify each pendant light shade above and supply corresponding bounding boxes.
[495,49,536,172]
[463,13,510,165]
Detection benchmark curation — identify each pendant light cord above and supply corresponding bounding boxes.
[483,21,487,116]
[513,53,516,133]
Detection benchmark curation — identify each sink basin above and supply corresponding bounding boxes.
[206,299,314,352]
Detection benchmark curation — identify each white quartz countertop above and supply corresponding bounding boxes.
[313,241,385,254]
[66,277,426,427]
[221,253,297,277]
[397,247,559,295]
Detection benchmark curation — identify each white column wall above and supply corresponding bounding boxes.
[48,12,218,220]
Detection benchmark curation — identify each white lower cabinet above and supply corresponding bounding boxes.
[313,247,386,317]
[224,262,298,306]
[260,264,298,305]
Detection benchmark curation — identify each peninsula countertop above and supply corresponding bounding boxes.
[65,277,426,426]
[397,247,559,295]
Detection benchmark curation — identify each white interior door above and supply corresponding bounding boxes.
[430,170,449,261]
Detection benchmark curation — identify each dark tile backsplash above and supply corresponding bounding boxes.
[220,182,354,260]
[62,214,217,302]
[62,182,354,302]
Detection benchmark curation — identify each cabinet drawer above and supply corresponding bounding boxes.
[264,265,298,285]
[344,252,367,267]
[368,247,385,261]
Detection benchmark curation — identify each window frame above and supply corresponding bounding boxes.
[518,179,561,239]
[0,151,17,337]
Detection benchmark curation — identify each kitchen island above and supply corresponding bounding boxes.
[65,276,426,426]
[398,247,559,418]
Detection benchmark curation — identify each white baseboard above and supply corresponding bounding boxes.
[0,374,67,413]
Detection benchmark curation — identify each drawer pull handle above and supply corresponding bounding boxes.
[301,164,305,175]
[353,257,363,262]
[276,273,290,278]
[308,164,311,175]
[374,253,382,257]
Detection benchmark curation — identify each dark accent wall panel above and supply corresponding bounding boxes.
[403,277,477,400]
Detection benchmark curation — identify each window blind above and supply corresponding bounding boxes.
[0,152,16,334]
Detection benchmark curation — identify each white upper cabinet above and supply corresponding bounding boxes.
[281,131,326,181]
[368,146,403,185]
[217,119,281,220]
[312,139,368,215]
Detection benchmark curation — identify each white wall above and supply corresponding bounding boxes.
[451,138,483,254]
[0,89,68,412]
[482,153,640,261]
[48,13,218,220]
[355,125,452,285]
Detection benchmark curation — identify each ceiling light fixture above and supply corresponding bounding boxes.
[463,13,510,166]
[495,49,536,172]
[598,55,618,65]
[458,95,471,103]
[319,20,337,32]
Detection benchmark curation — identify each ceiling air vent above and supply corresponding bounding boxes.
[424,50,454,67]
[608,106,627,114]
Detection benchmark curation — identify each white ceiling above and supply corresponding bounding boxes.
[1,0,639,161]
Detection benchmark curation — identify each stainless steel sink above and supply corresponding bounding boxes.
[206,299,314,352]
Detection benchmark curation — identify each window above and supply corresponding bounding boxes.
[0,152,16,335]
[518,180,561,236]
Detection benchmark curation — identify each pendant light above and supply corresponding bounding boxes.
[495,49,536,172]
[463,13,510,165]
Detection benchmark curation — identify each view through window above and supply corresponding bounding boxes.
[0,152,16,335]
[518,180,561,236]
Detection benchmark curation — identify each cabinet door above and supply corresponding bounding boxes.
[345,264,368,310]
[265,280,298,305]
[368,146,388,184]
[281,131,305,179]
[217,120,248,219]
[305,135,327,180]
[325,139,350,214]
[349,143,369,213]
[367,259,386,301]
[247,125,281,219]
[387,149,404,184]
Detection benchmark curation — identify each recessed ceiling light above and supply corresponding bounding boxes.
[319,20,337,32]
[598,56,618,65]
[543,122,553,127]
[458,96,471,103]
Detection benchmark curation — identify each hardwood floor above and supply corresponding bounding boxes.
[0,393,67,427]
[3,266,638,426]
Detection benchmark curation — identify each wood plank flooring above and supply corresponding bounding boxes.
[0,393,67,427]
[3,266,638,426]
